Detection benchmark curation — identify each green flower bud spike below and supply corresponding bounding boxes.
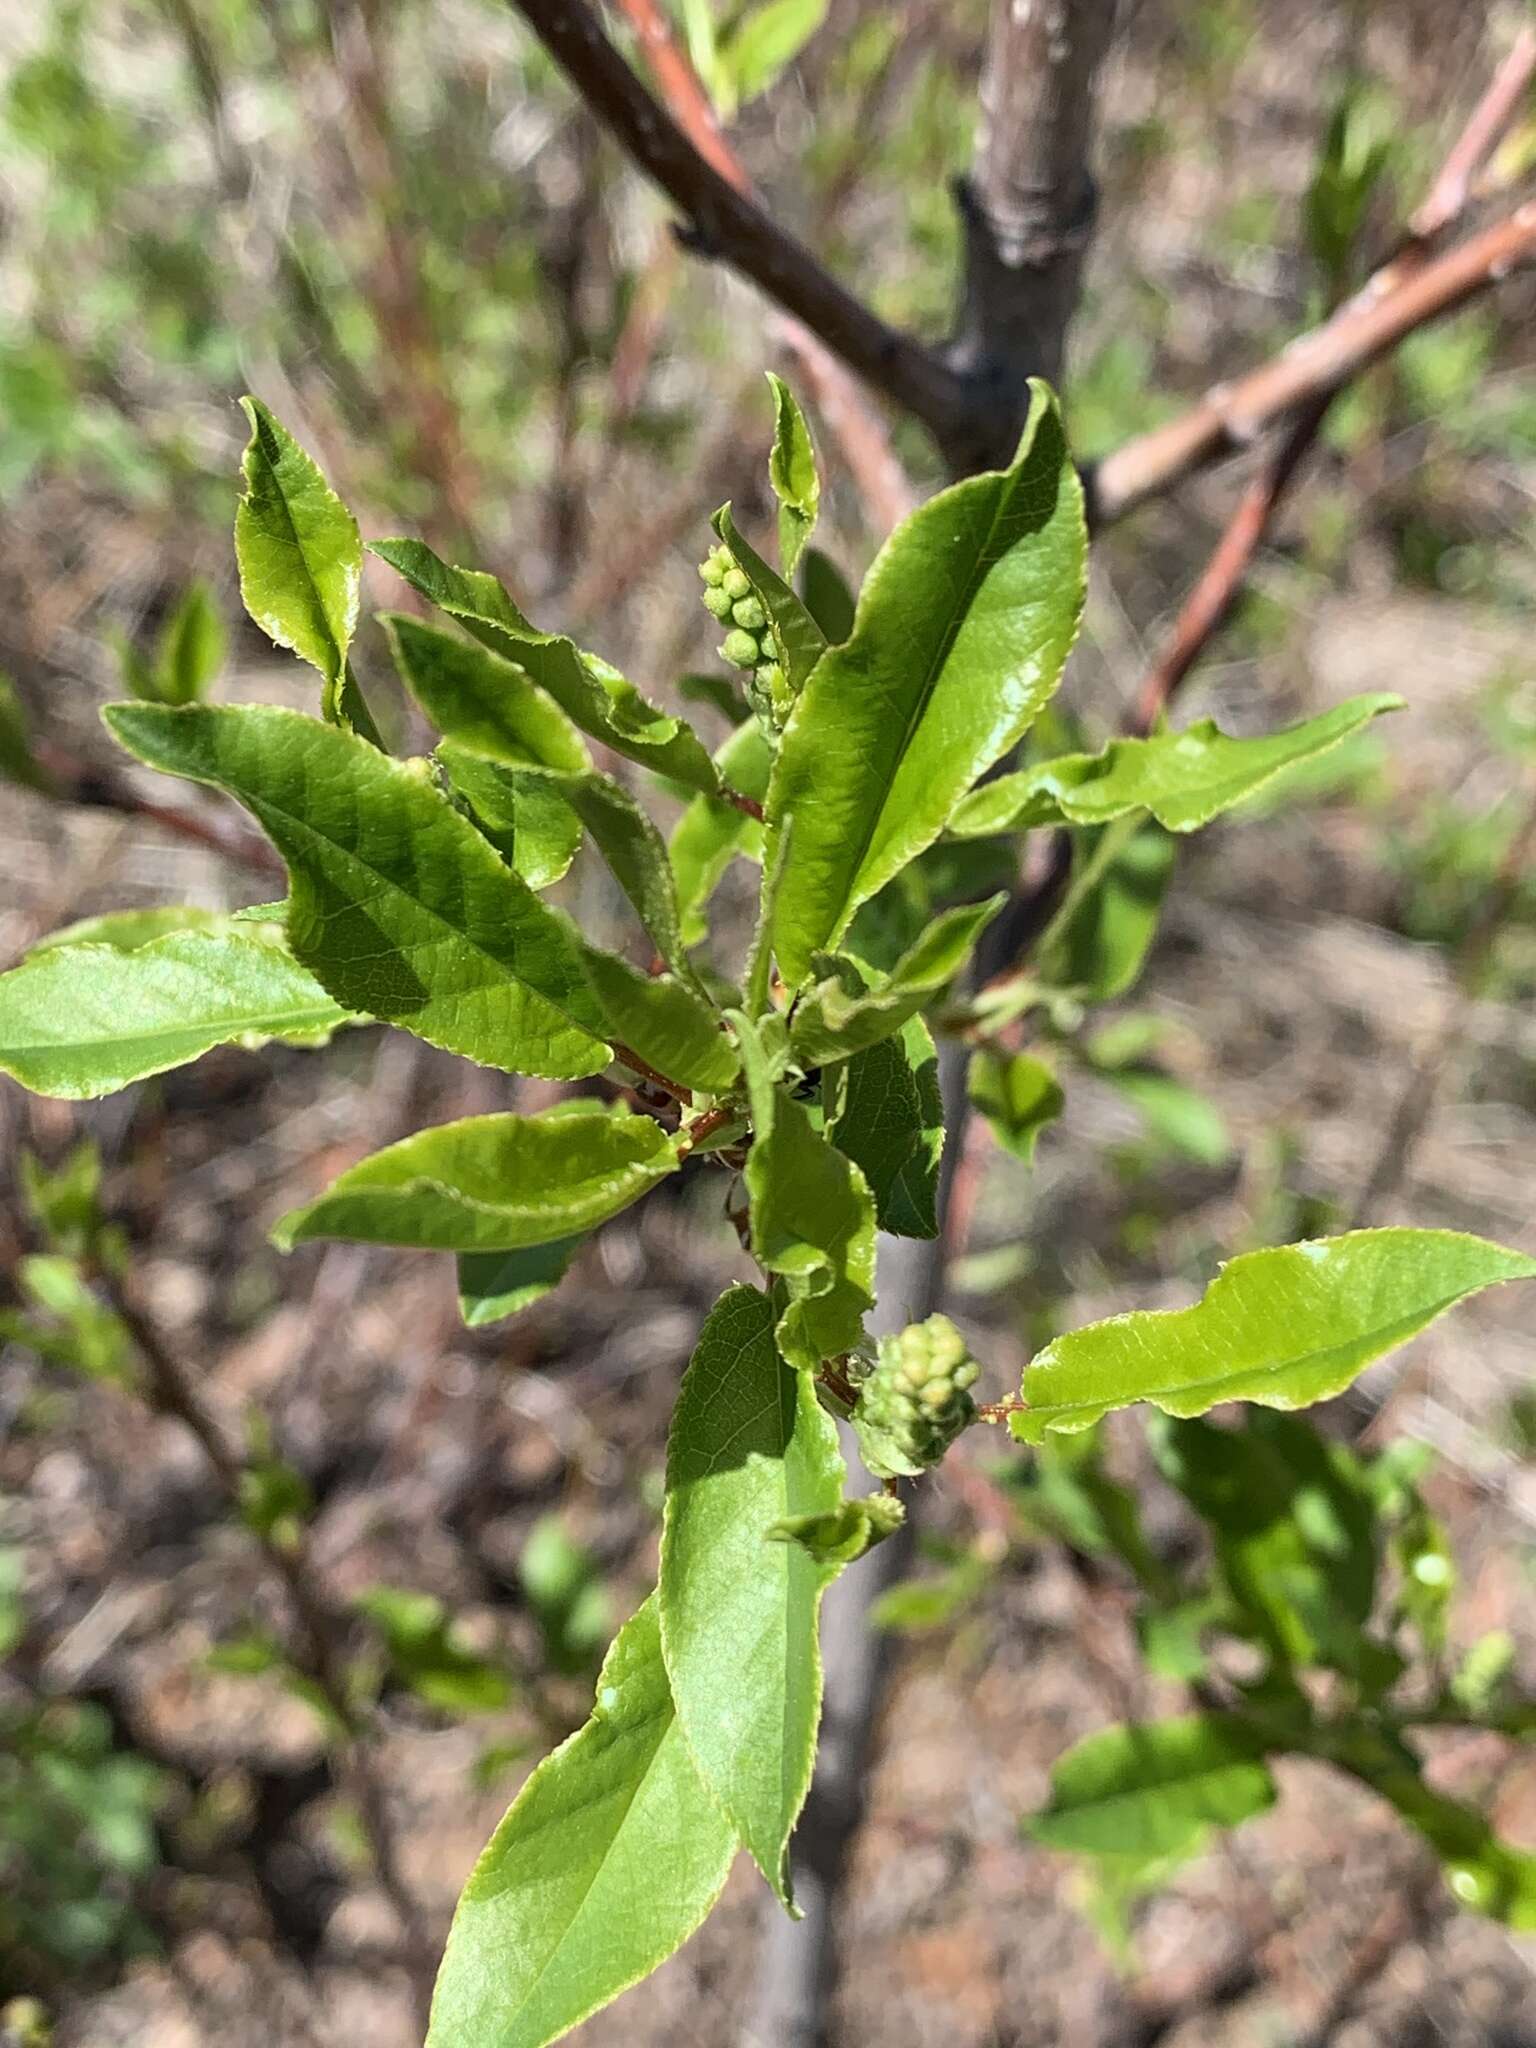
[850,1313,980,1481]
[697,537,793,739]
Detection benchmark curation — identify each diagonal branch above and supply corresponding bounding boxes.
[1093,197,1536,527]
[1130,27,1536,728]
[609,0,918,528]
[510,0,959,495]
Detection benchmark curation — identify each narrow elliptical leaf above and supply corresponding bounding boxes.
[767,381,1085,986]
[427,1597,735,2048]
[766,371,819,577]
[660,1286,845,1907]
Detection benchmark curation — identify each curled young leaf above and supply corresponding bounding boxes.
[950,694,1403,838]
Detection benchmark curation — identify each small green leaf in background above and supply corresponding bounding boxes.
[789,895,1003,1066]
[427,1597,735,2048]
[869,1545,993,1633]
[969,1048,1063,1164]
[660,1285,845,1905]
[1107,1069,1231,1166]
[0,672,57,795]
[157,580,226,706]
[516,1514,612,1676]
[1026,1713,1277,1861]
[766,372,819,577]
[355,1586,513,1716]
[0,1255,133,1384]
[371,536,718,794]
[1013,1229,1536,1441]
[235,398,375,740]
[767,381,1085,987]
[19,1138,104,1256]
[721,0,827,109]
[0,927,354,1098]
[736,1014,877,1370]
[457,1238,583,1329]
[1306,80,1398,299]
[274,1106,679,1252]
[1038,823,1176,1001]
[949,696,1402,837]
[105,703,610,1080]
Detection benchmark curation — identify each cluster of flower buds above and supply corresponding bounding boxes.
[699,542,790,735]
[850,1314,980,1480]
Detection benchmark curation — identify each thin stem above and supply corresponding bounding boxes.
[513,0,930,526]
[1092,200,1536,527]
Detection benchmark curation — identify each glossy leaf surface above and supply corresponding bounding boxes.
[1013,1230,1536,1442]
[105,703,610,1079]
[427,1597,735,2048]
[660,1285,844,1904]
[1027,1713,1277,1859]
[789,896,1002,1066]
[274,1106,679,1251]
[766,382,1085,986]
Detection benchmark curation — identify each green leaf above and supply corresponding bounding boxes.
[736,1014,876,1370]
[789,896,1003,1066]
[0,672,56,795]
[798,546,856,643]
[1108,1070,1231,1165]
[1152,1413,1389,1682]
[1026,1713,1277,1861]
[722,0,828,105]
[440,748,583,894]
[0,928,354,1098]
[766,372,819,577]
[385,612,591,769]
[355,1586,513,1716]
[26,905,230,954]
[713,504,827,698]
[660,1285,844,1905]
[387,607,701,978]
[582,949,740,1095]
[157,581,226,706]
[458,1238,582,1328]
[1012,1229,1536,1442]
[1331,1725,1536,1930]
[273,1106,679,1252]
[767,1492,905,1566]
[969,1049,1063,1163]
[766,381,1085,987]
[235,398,376,740]
[1039,823,1175,1001]
[950,696,1403,836]
[427,1596,735,2048]
[104,703,610,1080]
[517,1515,613,1676]
[826,1013,943,1238]
[670,720,770,948]
[370,537,718,794]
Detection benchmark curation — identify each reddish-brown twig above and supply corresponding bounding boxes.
[1094,197,1536,528]
[520,0,920,530]
[34,743,287,880]
[1131,29,1536,730]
